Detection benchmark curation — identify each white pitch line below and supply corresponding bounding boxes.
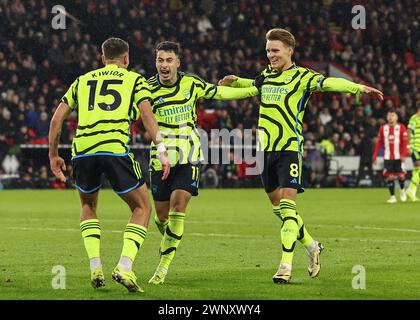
[3,218,219,225]
[3,218,420,234]
[326,237,420,244]
[5,227,245,238]
[189,232,243,238]
[312,224,420,234]
[353,225,420,234]
[4,217,420,235]
[6,227,84,233]
[5,227,420,243]
[0,217,242,225]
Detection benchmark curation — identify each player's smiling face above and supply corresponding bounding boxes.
[266,40,293,71]
[156,50,180,85]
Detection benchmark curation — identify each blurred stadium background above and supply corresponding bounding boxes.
[0,0,419,190]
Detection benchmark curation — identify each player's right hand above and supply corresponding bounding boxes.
[372,159,377,166]
[218,75,238,86]
[49,155,66,183]
[362,85,384,101]
[159,151,170,180]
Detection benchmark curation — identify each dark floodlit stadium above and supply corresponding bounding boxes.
[0,0,419,304]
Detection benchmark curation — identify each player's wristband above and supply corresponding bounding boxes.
[156,142,166,153]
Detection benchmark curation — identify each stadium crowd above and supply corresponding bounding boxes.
[0,0,418,189]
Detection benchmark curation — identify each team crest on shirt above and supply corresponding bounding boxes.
[284,76,293,84]
[183,89,191,99]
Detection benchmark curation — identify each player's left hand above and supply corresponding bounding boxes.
[362,85,384,101]
[49,155,66,182]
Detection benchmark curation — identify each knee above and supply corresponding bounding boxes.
[144,204,152,216]
[133,202,152,217]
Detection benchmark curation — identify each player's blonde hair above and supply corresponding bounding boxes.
[266,28,296,49]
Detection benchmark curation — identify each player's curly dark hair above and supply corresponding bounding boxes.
[155,41,181,57]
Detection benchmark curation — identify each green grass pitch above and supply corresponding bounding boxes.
[0,188,419,300]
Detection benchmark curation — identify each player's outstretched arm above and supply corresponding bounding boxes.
[49,102,71,182]
[218,75,254,88]
[138,100,170,179]
[210,85,259,100]
[321,77,384,101]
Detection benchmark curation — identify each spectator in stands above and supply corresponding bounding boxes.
[14,126,31,145]
[0,134,8,163]
[35,166,50,189]
[220,153,238,188]
[34,111,49,142]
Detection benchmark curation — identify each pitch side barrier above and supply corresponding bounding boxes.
[329,156,414,176]
[6,146,414,187]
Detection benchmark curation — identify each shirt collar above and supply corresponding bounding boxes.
[269,63,297,75]
[105,63,121,69]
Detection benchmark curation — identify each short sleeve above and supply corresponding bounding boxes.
[61,77,79,110]
[133,76,153,106]
[190,75,216,99]
[130,103,140,121]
